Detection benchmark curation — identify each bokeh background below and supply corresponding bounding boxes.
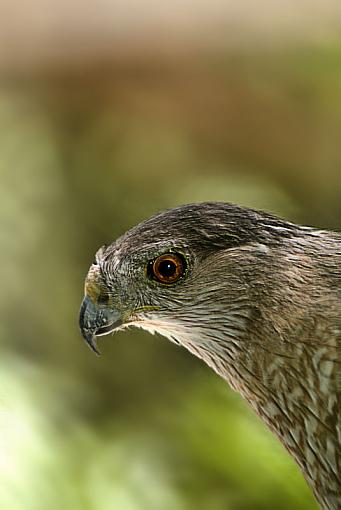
[1,2,341,509]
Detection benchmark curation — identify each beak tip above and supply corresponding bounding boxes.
[88,342,101,357]
[82,329,101,356]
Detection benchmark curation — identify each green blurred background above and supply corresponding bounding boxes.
[1,2,341,509]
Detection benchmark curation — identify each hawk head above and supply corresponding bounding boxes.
[79,202,293,356]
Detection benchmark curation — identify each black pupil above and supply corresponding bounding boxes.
[158,259,177,277]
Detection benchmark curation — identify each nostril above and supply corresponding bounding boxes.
[97,292,109,305]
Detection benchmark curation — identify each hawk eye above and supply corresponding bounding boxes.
[148,253,186,284]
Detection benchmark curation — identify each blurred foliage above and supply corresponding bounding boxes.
[1,41,341,510]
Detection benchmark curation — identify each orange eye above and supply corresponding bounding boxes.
[149,253,185,284]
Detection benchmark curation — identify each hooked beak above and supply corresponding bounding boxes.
[79,295,122,355]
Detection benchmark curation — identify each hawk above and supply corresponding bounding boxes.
[79,202,340,509]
